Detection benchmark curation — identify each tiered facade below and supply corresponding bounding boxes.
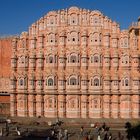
[10,7,140,118]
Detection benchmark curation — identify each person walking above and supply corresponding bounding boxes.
[64,129,68,140]
[108,133,112,140]
[97,133,101,140]
[57,129,63,140]
[103,133,108,140]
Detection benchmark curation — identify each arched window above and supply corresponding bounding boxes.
[48,78,53,86]
[49,56,53,63]
[19,79,23,86]
[70,55,77,63]
[94,78,100,86]
[93,32,99,43]
[49,33,55,43]
[122,78,129,86]
[125,79,129,86]
[70,77,77,85]
[94,56,99,63]
[71,31,78,43]
[19,78,26,86]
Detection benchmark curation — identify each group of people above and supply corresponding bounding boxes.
[46,121,125,140]
[46,128,69,140]
[80,122,124,140]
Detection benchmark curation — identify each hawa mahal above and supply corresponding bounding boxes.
[1,6,140,118]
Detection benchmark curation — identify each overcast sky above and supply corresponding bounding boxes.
[0,0,139,36]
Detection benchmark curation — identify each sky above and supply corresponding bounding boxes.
[0,0,140,36]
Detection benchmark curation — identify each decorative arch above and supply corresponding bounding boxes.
[93,32,99,42]
[70,31,78,42]
[70,77,77,85]
[48,55,53,63]
[46,54,57,64]
[122,77,129,87]
[46,75,57,86]
[19,79,24,86]
[94,78,100,86]
[68,75,80,86]
[70,53,79,63]
[48,33,55,43]
[48,78,53,86]
[91,53,100,63]
[18,76,27,86]
[89,32,101,44]
[91,75,101,86]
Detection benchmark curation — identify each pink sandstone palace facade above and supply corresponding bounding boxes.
[8,6,140,118]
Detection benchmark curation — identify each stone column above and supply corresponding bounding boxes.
[44,95,48,117]
[103,95,110,118]
[36,94,44,117]
[17,94,28,117]
[28,94,36,117]
[58,95,66,118]
[131,95,140,118]
[10,94,17,116]
[120,95,131,118]
[111,95,119,118]
[81,95,88,118]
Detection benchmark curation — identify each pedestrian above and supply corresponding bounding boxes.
[118,132,124,140]
[85,135,89,140]
[108,133,112,140]
[0,127,3,136]
[51,129,55,137]
[15,126,21,136]
[88,130,91,140]
[46,137,50,140]
[80,126,84,136]
[102,123,106,132]
[103,133,108,140]
[57,129,63,140]
[97,133,101,140]
[64,129,68,140]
